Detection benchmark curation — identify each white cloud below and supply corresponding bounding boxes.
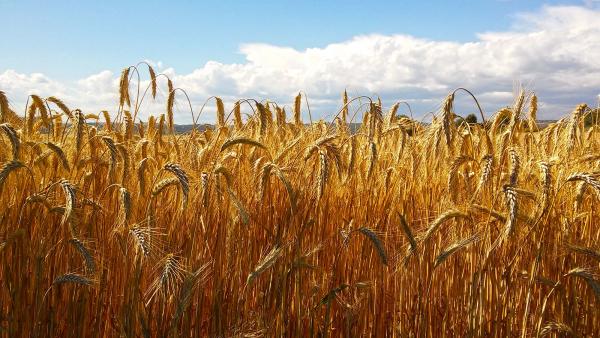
[1,5,599,123]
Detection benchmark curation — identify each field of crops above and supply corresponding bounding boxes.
[0,64,599,337]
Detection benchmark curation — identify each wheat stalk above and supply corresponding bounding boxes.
[317,150,328,199]
[358,227,388,266]
[233,100,243,129]
[215,97,225,128]
[503,184,519,239]
[422,209,470,242]
[0,123,20,160]
[434,234,479,269]
[45,142,70,171]
[52,273,93,286]
[509,148,520,186]
[167,79,175,133]
[566,172,600,198]
[246,246,283,287]
[69,238,95,273]
[565,243,600,262]
[146,253,186,304]
[119,67,131,108]
[527,94,538,132]
[293,93,302,126]
[164,163,189,209]
[147,64,157,99]
[0,91,10,123]
[564,267,600,301]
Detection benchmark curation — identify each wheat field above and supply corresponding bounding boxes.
[0,64,599,337]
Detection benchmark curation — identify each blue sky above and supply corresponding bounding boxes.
[0,0,581,79]
[1,1,599,122]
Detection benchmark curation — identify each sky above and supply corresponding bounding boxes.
[1,0,600,123]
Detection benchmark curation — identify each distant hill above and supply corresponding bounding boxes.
[89,120,565,134]
[537,120,558,129]
[167,121,563,133]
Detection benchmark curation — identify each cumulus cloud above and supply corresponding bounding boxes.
[1,5,599,122]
